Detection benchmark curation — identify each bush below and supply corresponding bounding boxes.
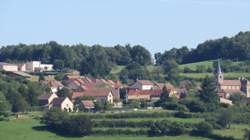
[148,121,187,136]
[63,115,92,136]
[174,111,192,118]
[191,121,213,136]
[41,109,92,136]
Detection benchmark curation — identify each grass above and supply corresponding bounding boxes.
[213,124,250,139]
[0,117,210,140]
[110,65,125,74]
[179,60,214,71]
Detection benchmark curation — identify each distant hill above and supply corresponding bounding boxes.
[156,31,250,64]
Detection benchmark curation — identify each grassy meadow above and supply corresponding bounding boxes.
[0,111,249,140]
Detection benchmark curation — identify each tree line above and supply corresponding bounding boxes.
[155,31,250,64]
[0,42,152,77]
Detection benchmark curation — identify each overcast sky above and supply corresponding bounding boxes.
[0,0,250,53]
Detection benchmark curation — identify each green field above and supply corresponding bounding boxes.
[0,117,210,140]
[178,60,214,71]
[213,124,249,139]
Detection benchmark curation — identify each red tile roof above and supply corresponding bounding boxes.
[72,89,112,99]
[82,100,94,109]
[127,89,162,97]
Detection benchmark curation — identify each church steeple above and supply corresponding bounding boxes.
[216,60,224,83]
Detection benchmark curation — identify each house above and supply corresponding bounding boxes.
[81,100,95,110]
[25,61,53,72]
[0,62,18,72]
[72,89,114,104]
[154,82,178,97]
[51,97,74,112]
[38,93,58,107]
[129,80,154,90]
[215,61,250,98]
[127,89,162,101]
[40,80,64,93]
[18,64,26,71]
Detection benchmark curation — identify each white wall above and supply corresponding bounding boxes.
[0,64,18,72]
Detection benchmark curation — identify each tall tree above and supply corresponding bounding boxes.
[199,76,219,111]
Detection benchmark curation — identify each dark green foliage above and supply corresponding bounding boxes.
[180,99,206,113]
[155,31,250,64]
[0,41,152,78]
[57,87,72,98]
[244,129,250,140]
[0,92,11,113]
[119,62,149,81]
[161,59,179,81]
[12,95,28,112]
[148,121,186,136]
[229,94,247,105]
[199,76,219,111]
[41,108,69,129]
[42,109,92,136]
[216,110,233,129]
[191,122,213,136]
[63,115,92,136]
[93,128,147,136]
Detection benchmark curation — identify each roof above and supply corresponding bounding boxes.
[48,80,64,88]
[137,80,154,86]
[82,100,94,109]
[52,97,67,107]
[127,89,162,97]
[72,89,112,99]
[0,62,18,66]
[222,89,243,94]
[38,93,55,100]
[219,80,241,86]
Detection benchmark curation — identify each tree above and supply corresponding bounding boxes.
[199,76,219,111]
[129,45,152,65]
[12,96,28,113]
[42,108,69,129]
[160,86,170,102]
[57,87,72,98]
[217,110,233,129]
[161,59,179,81]
[244,129,250,140]
[191,122,213,136]
[229,94,247,105]
[64,115,92,136]
[0,92,11,114]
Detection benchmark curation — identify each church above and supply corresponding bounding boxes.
[215,61,250,98]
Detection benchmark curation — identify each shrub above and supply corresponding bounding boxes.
[63,115,92,136]
[148,121,187,136]
[41,109,92,136]
[174,111,192,118]
[191,121,213,136]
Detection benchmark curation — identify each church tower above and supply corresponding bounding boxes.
[215,60,224,83]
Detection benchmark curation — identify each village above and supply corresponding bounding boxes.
[1,60,249,113]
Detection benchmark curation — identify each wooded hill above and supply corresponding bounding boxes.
[1,31,250,79]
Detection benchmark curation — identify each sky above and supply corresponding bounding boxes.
[0,0,250,54]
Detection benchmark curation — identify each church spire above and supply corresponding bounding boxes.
[216,59,223,83]
[217,60,222,74]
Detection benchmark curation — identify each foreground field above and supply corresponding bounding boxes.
[0,117,210,140]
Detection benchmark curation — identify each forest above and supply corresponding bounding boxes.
[1,31,250,80]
